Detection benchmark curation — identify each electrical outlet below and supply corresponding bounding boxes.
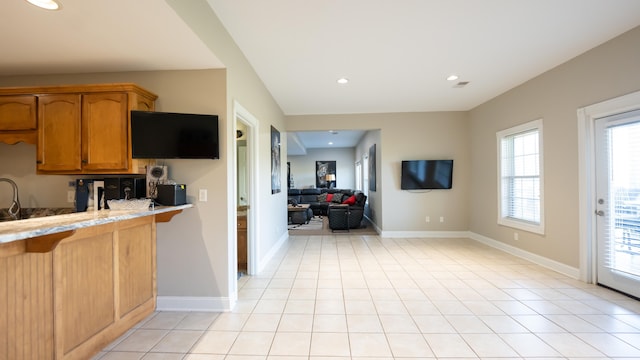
[440,216,444,223]
[514,232,519,241]
[199,189,208,202]
[425,216,430,223]
[67,190,75,203]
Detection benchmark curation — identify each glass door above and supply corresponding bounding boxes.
[595,109,640,298]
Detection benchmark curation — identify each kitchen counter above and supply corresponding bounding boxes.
[0,204,192,244]
[0,203,191,360]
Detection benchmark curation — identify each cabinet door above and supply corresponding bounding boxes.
[37,94,82,171]
[0,95,37,130]
[82,93,129,171]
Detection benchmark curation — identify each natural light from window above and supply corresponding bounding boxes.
[497,119,544,234]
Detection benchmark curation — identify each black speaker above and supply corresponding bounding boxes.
[156,184,187,206]
[119,177,146,200]
[104,178,121,206]
[104,177,146,209]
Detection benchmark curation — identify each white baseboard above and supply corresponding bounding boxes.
[256,231,289,274]
[469,232,580,279]
[156,296,233,312]
[364,215,382,234]
[373,229,580,279]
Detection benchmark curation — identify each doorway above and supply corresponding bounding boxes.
[234,102,259,279]
[594,109,640,298]
[236,121,248,275]
[578,89,640,297]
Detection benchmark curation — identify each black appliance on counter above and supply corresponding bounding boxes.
[156,184,187,206]
[104,177,146,208]
[75,177,146,211]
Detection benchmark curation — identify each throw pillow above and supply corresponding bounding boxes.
[331,193,344,203]
[342,195,356,205]
[326,193,334,202]
[317,193,328,202]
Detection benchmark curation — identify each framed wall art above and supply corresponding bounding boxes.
[369,144,376,191]
[271,126,281,194]
[315,160,336,188]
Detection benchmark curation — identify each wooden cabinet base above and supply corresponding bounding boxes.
[59,299,154,360]
[0,215,159,360]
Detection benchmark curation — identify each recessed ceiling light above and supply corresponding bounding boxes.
[447,75,459,81]
[26,0,61,10]
[328,142,334,145]
[337,78,349,85]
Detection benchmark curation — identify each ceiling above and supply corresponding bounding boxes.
[287,130,366,156]
[2,0,640,152]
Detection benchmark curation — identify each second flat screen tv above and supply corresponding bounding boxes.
[401,160,453,190]
[131,110,219,159]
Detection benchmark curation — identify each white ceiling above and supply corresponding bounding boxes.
[288,130,366,156]
[2,0,640,152]
[0,0,224,76]
[207,0,640,115]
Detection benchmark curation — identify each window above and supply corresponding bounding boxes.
[497,119,544,234]
[355,160,362,192]
[362,154,369,197]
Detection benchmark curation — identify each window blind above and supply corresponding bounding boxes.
[501,129,540,224]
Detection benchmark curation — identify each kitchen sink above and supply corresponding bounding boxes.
[0,207,75,222]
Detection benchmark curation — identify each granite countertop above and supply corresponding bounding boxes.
[0,204,193,244]
[0,207,75,222]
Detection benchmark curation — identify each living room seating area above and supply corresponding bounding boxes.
[287,188,368,230]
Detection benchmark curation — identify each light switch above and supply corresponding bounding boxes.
[199,189,208,202]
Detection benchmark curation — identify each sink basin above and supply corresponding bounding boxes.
[0,207,75,222]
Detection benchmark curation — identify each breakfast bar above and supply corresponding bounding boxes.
[0,204,191,360]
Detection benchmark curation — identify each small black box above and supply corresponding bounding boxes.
[156,184,187,206]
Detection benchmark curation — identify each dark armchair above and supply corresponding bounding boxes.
[327,193,367,231]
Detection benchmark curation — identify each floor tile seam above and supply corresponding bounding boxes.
[112,327,172,353]
[146,328,207,355]
[609,332,640,352]
[524,331,609,358]
[537,312,621,334]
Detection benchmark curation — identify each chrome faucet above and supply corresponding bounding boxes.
[0,178,21,220]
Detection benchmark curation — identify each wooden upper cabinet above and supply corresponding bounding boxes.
[0,95,38,144]
[82,93,129,171]
[0,83,157,174]
[37,94,82,172]
[0,95,37,130]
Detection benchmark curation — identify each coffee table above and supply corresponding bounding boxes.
[288,203,311,224]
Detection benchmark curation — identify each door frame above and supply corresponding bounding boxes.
[232,101,259,279]
[578,90,640,283]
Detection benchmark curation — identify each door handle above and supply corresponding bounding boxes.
[595,210,605,216]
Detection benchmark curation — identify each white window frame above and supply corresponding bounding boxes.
[497,119,545,234]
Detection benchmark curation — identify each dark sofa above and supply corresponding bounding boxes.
[327,192,368,231]
[287,188,364,216]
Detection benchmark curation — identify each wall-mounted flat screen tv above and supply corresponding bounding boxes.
[401,160,453,190]
[131,110,219,159]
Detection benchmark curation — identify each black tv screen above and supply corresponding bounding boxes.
[401,160,453,190]
[131,110,219,159]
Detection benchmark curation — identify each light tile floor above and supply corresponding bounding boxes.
[95,235,640,359]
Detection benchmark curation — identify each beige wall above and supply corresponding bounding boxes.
[0,69,233,299]
[286,112,470,233]
[167,0,288,290]
[288,148,357,189]
[1,0,289,306]
[469,25,640,268]
[3,0,639,303]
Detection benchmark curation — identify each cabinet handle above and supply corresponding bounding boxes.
[82,159,88,164]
